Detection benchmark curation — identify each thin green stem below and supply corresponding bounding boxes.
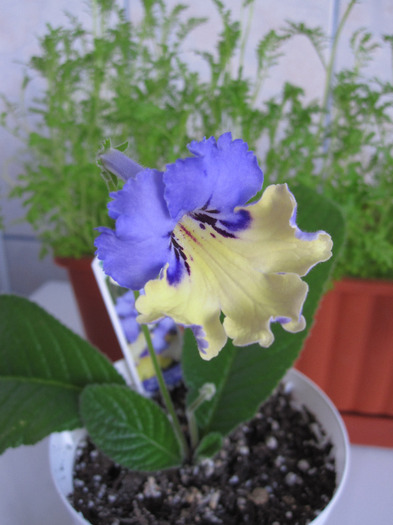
[186,383,216,450]
[187,411,199,451]
[319,0,358,131]
[238,0,255,76]
[91,0,98,38]
[134,293,189,461]
[315,0,358,189]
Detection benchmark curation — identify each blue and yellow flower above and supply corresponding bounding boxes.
[96,133,332,360]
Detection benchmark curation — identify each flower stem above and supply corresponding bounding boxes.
[135,298,189,461]
[315,0,358,190]
[186,383,216,450]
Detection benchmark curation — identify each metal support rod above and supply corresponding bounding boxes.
[0,232,11,293]
[326,0,341,114]
[123,0,130,20]
[322,0,341,155]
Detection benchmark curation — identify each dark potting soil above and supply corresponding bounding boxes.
[71,383,336,525]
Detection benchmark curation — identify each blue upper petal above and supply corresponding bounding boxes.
[95,169,175,289]
[164,133,263,222]
[95,134,264,290]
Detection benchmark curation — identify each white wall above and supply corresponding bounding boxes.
[0,0,392,294]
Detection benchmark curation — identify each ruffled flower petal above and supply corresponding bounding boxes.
[136,260,227,360]
[136,184,332,360]
[164,132,263,222]
[231,184,333,276]
[95,169,176,289]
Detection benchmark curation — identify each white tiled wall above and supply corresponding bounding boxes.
[1,0,392,294]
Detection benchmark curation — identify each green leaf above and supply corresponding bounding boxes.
[0,295,125,453]
[0,378,80,450]
[194,432,223,461]
[80,384,182,471]
[182,186,345,437]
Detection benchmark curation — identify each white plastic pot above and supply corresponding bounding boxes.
[49,369,350,525]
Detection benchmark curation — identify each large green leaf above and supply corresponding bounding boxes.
[80,384,182,471]
[182,186,345,436]
[0,295,125,453]
[0,378,81,449]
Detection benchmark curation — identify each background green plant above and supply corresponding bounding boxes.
[258,22,393,280]
[193,0,393,281]
[2,0,207,257]
[2,0,392,279]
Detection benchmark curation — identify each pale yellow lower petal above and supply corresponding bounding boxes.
[222,273,308,347]
[234,184,333,276]
[135,186,332,360]
[281,315,306,333]
[136,264,227,360]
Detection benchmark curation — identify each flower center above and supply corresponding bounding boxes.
[167,207,251,286]
[190,208,237,239]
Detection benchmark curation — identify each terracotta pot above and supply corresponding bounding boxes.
[55,257,123,362]
[296,278,393,447]
[49,368,350,525]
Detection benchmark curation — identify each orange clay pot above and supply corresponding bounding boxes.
[295,278,393,447]
[55,257,123,362]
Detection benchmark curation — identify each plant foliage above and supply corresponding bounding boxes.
[0,295,124,453]
[2,0,392,277]
[3,0,207,257]
[0,185,344,471]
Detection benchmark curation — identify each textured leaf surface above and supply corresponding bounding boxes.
[183,186,345,436]
[80,384,182,471]
[0,378,80,449]
[0,295,125,452]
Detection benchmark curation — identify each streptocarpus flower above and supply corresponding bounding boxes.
[95,133,332,360]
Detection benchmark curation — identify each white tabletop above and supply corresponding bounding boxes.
[1,281,393,524]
